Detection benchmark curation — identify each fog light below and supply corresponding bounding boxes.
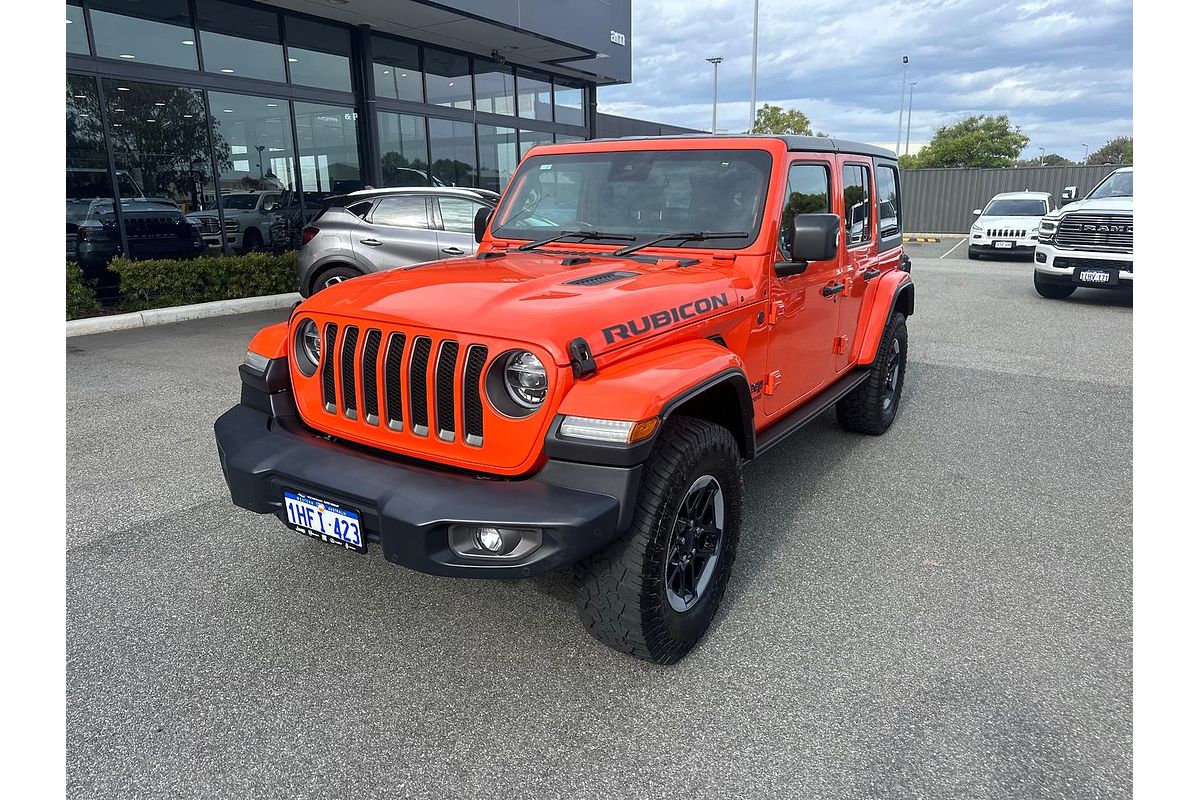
[1036,251,1047,263]
[476,527,504,552]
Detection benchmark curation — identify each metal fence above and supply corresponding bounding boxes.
[901,165,1123,234]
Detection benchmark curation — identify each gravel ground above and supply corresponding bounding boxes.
[66,254,1131,799]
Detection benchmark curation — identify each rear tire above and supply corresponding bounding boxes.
[311,264,362,294]
[836,311,908,435]
[1034,274,1075,299]
[574,416,743,664]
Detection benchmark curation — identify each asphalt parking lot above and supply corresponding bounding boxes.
[66,251,1132,799]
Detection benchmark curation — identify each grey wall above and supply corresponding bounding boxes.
[594,113,702,138]
[901,165,1124,233]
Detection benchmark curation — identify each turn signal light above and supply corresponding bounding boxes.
[300,226,319,246]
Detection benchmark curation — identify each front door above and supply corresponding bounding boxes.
[357,194,441,269]
[433,195,487,258]
[835,159,878,372]
[764,158,843,417]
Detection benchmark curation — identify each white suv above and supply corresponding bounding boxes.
[1033,167,1132,299]
[969,191,1053,259]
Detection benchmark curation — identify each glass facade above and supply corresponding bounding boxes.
[66,0,592,303]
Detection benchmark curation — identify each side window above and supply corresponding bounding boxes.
[779,162,831,260]
[438,197,483,234]
[842,164,873,246]
[876,166,901,239]
[371,196,429,228]
[346,200,373,219]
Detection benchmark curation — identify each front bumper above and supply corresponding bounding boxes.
[969,236,1038,255]
[1034,242,1133,288]
[214,399,641,579]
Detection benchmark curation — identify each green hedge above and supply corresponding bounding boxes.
[109,251,297,312]
[66,262,100,320]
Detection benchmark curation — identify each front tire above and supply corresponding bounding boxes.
[1034,273,1075,299]
[240,228,263,254]
[574,416,743,664]
[968,248,980,260]
[836,311,908,435]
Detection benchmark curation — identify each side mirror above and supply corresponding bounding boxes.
[263,201,277,212]
[1061,186,1078,203]
[777,213,840,277]
[474,206,493,243]
[972,208,982,215]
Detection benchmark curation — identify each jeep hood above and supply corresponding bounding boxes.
[1059,197,1133,215]
[300,249,752,365]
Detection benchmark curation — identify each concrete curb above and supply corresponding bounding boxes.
[66,292,301,338]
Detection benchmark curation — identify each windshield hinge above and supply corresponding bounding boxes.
[767,300,785,327]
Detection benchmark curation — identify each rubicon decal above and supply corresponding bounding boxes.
[602,293,731,344]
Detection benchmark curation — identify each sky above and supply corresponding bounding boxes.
[597,0,1133,160]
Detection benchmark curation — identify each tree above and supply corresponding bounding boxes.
[1087,137,1132,165]
[1015,153,1072,167]
[911,114,1029,168]
[752,104,813,136]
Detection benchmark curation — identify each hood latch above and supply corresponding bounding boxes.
[568,337,597,378]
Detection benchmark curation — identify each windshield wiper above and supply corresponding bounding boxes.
[516,229,637,251]
[612,231,750,257]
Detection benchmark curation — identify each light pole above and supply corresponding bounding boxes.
[1082,143,1089,162]
[904,82,915,156]
[706,57,723,134]
[749,0,759,133]
[895,55,909,154]
[1038,147,1045,166]
[255,144,265,178]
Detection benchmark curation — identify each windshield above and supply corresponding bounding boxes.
[222,195,261,210]
[1088,170,1133,199]
[492,149,773,249]
[983,198,1047,216]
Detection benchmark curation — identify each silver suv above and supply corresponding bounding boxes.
[186,190,282,253]
[296,187,498,296]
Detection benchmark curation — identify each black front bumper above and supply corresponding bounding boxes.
[215,402,642,579]
[969,243,1036,256]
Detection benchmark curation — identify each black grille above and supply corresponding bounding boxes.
[361,329,382,424]
[384,333,406,430]
[463,345,488,446]
[340,326,359,419]
[435,341,460,440]
[321,323,337,411]
[986,228,1028,238]
[564,270,639,286]
[1056,256,1132,272]
[409,337,432,435]
[1053,213,1133,253]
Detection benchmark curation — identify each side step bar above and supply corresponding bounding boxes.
[753,367,871,456]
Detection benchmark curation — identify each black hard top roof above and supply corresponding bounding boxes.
[578,134,897,161]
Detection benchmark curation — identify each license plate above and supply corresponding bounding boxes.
[282,490,364,552]
[993,240,1014,249]
[1076,268,1115,285]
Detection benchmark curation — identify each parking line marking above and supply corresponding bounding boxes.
[939,238,966,259]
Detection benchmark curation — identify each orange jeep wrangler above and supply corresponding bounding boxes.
[216,135,914,663]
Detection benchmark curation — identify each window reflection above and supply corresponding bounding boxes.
[518,129,553,159]
[429,119,476,187]
[373,37,423,102]
[478,125,517,193]
[517,72,552,121]
[379,112,434,187]
[67,3,89,55]
[295,102,363,195]
[474,59,515,115]
[554,79,585,126]
[425,48,472,109]
[286,18,352,92]
[89,0,197,69]
[197,0,285,82]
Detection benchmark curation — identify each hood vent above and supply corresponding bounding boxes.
[564,270,639,287]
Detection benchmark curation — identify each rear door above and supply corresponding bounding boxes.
[356,195,440,268]
[833,159,879,372]
[433,195,489,257]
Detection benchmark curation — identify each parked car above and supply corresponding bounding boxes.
[968,191,1054,260]
[66,167,144,261]
[186,190,281,253]
[295,187,500,296]
[74,197,204,281]
[1033,167,1132,299]
[216,135,915,663]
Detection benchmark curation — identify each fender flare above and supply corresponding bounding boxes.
[546,339,754,466]
[854,272,914,365]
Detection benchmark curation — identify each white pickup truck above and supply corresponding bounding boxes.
[1033,167,1132,299]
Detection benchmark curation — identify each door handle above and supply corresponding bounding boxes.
[360,238,383,247]
[821,282,846,297]
[441,246,465,255]
[862,268,881,281]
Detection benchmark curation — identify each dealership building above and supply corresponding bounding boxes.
[66,0,691,261]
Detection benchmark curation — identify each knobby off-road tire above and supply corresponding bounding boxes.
[574,416,743,664]
[836,311,908,435]
[1034,273,1076,299]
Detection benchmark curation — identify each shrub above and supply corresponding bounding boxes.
[66,261,101,320]
[110,251,298,312]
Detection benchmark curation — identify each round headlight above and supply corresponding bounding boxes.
[503,351,547,409]
[299,319,321,368]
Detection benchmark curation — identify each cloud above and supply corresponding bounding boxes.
[598,0,1133,158]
